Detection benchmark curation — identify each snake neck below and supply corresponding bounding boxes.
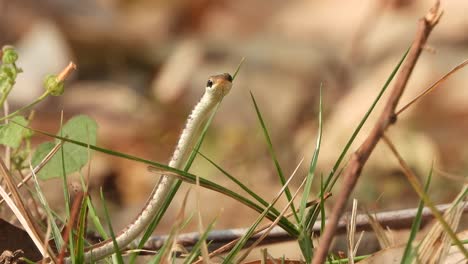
[70,92,219,263]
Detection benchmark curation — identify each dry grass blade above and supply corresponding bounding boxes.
[346,199,358,264]
[0,142,63,205]
[191,193,331,263]
[220,158,304,264]
[414,185,467,264]
[382,135,468,258]
[164,189,191,262]
[237,162,309,263]
[396,59,468,116]
[195,169,210,263]
[354,231,365,258]
[0,159,55,261]
[366,211,392,249]
[434,168,468,184]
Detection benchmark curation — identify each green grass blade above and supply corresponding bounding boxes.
[400,166,433,264]
[232,57,245,81]
[16,122,300,235]
[148,164,299,236]
[148,230,176,264]
[304,48,410,230]
[325,254,370,263]
[28,164,64,251]
[297,86,323,263]
[183,218,217,264]
[298,234,313,263]
[148,214,193,264]
[198,151,286,219]
[320,174,326,234]
[86,196,109,240]
[74,195,89,263]
[299,85,323,222]
[58,115,71,218]
[323,47,409,192]
[222,174,297,264]
[250,91,299,222]
[100,188,124,264]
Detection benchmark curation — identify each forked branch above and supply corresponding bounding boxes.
[312,2,443,263]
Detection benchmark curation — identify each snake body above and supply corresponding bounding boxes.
[65,73,233,263]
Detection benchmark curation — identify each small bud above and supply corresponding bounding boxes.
[2,46,18,64]
[44,74,64,96]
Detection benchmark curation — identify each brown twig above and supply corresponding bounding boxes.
[311,2,443,263]
[57,191,85,264]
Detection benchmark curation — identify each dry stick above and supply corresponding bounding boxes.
[139,202,467,255]
[382,135,468,257]
[311,2,443,263]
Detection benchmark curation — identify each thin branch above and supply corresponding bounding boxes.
[57,191,85,263]
[396,58,468,116]
[311,2,443,263]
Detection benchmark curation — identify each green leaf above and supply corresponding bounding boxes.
[0,116,28,148]
[31,115,97,179]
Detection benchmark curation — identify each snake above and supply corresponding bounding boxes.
[64,73,233,263]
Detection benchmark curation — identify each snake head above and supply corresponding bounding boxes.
[206,73,233,99]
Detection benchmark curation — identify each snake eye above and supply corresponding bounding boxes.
[206,79,213,88]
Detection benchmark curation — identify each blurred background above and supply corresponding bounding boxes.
[1,0,467,259]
